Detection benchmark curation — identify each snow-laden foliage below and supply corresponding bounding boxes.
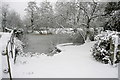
[14,37,24,55]
[12,37,25,63]
[92,31,120,65]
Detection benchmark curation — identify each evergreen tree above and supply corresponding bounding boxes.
[104,1,120,31]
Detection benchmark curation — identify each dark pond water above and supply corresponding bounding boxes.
[24,33,84,55]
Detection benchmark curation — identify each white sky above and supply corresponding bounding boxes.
[2,0,58,19]
[1,0,119,19]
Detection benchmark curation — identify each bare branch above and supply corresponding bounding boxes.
[78,3,90,20]
[90,0,98,18]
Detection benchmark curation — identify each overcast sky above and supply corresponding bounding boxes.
[2,0,119,19]
[2,0,59,19]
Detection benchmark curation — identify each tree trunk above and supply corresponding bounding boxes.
[85,20,91,42]
[31,11,34,32]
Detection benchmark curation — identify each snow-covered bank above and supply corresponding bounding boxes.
[0,32,24,79]
[3,41,118,78]
[0,32,12,80]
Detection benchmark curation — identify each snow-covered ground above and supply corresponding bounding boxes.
[0,32,118,78]
[3,41,118,78]
[0,32,12,80]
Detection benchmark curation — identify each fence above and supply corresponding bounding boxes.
[2,30,15,80]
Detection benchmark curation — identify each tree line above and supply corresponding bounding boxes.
[1,0,120,32]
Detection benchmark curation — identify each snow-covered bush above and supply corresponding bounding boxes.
[13,37,25,63]
[92,40,111,64]
[92,31,120,65]
[14,28,24,40]
[14,37,24,55]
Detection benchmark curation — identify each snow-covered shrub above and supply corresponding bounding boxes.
[92,31,120,65]
[14,28,24,40]
[14,37,24,55]
[13,37,25,63]
[92,40,111,64]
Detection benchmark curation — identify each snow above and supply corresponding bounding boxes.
[94,31,120,65]
[2,41,118,78]
[0,31,118,78]
[0,31,24,79]
[0,32,12,80]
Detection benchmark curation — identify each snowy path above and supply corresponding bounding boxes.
[3,41,118,78]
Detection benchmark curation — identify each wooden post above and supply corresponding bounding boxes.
[10,30,14,58]
[109,37,114,65]
[5,30,14,80]
[112,33,119,66]
[6,44,12,80]
[10,36,13,58]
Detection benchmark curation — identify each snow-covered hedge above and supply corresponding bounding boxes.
[92,31,120,65]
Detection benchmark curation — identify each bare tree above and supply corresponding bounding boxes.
[54,2,77,28]
[6,10,23,29]
[77,0,106,41]
[25,1,38,31]
[38,1,54,29]
[2,3,9,32]
[54,0,107,42]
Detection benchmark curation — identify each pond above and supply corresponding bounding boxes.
[23,33,84,56]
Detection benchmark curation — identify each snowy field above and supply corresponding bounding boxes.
[3,42,118,78]
[0,32,118,78]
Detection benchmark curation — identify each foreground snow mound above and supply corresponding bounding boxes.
[3,41,118,78]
